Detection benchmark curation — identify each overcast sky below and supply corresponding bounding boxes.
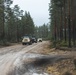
[12,0,50,26]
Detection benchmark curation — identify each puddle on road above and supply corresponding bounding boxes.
[24,73,49,75]
[7,53,67,75]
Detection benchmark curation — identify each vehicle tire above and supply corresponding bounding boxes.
[22,43,24,45]
[29,42,32,45]
[39,40,42,42]
[25,43,27,45]
[35,41,37,43]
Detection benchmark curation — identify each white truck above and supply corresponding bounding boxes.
[22,36,32,45]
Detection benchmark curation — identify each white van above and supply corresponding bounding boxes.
[37,38,42,42]
[22,36,32,45]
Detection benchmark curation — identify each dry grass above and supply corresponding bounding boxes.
[45,58,76,75]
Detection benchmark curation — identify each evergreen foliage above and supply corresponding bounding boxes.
[0,0,35,44]
[49,0,76,47]
[34,24,50,40]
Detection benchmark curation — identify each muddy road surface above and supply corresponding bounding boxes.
[0,41,69,75]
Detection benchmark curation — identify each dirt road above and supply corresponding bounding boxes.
[0,41,69,75]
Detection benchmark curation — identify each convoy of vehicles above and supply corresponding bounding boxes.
[22,35,39,45]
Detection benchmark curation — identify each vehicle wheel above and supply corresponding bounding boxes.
[29,42,32,45]
[25,43,27,45]
[39,40,42,42]
[22,43,24,45]
[35,41,37,43]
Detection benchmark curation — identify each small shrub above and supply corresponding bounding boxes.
[60,41,68,47]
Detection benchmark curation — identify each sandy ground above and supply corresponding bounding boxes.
[0,41,76,75]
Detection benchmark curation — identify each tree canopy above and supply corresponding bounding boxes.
[0,0,35,44]
[49,0,76,47]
